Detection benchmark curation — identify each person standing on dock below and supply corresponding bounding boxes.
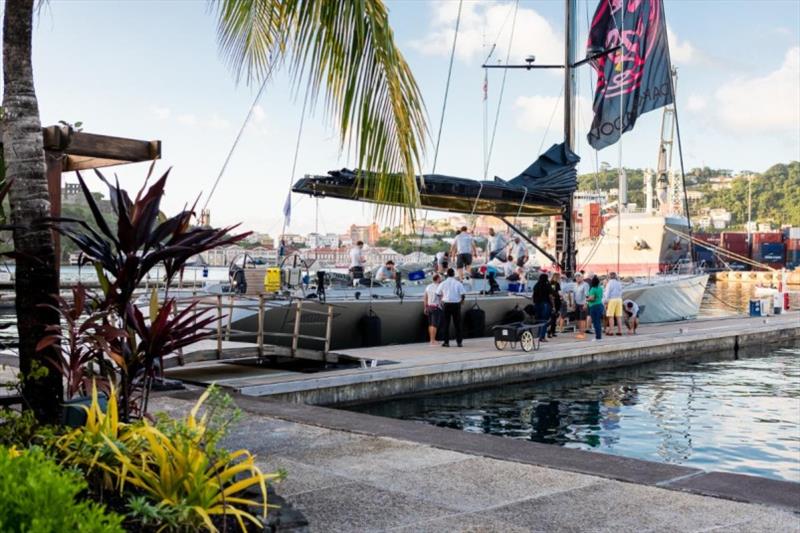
[603,272,624,336]
[587,276,605,341]
[451,226,477,280]
[572,273,589,340]
[424,274,443,345]
[436,268,466,347]
[349,241,366,286]
[532,273,553,343]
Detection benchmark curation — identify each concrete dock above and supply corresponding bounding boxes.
[167,312,800,405]
[151,391,800,532]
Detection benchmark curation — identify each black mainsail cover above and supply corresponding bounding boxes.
[292,143,579,217]
[587,0,674,150]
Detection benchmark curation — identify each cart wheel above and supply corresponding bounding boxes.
[494,338,508,350]
[520,331,535,352]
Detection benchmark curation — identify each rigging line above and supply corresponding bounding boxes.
[418,0,463,254]
[616,0,625,275]
[203,53,279,212]
[484,0,520,179]
[537,86,565,155]
[482,1,516,64]
[280,85,312,240]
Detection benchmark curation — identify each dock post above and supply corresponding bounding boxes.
[225,295,234,341]
[292,301,302,357]
[216,295,222,358]
[324,304,333,361]
[257,294,265,358]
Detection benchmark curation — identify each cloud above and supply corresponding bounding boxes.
[666,27,698,65]
[411,1,562,66]
[151,106,170,120]
[513,94,593,133]
[177,113,198,126]
[686,94,707,112]
[207,114,231,130]
[714,47,800,133]
[251,105,266,123]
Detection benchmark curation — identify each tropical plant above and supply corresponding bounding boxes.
[101,387,279,532]
[53,382,141,490]
[37,284,124,400]
[55,170,248,420]
[214,0,428,209]
[0,445,124,532]
[2,0,64,423]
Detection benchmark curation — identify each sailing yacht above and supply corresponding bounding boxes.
[225,0,708,349]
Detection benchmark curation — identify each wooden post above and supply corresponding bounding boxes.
[225,294,234,341]
[257,294,265,357]
[45,152,64,269]
[292,301,302,357]
[216,295,223,358]
[324,305,334,361]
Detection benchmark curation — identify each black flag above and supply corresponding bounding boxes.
[587,0,674,150]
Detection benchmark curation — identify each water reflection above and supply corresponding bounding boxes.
[347,342,800,482]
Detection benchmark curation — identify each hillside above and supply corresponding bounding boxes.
[577,161,800,228]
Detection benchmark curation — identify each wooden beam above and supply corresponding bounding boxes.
[45,153,64,267]
[41,126,161,166]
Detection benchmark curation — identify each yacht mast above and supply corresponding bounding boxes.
[562,0,578,276]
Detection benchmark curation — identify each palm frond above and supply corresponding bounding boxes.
[214,0,428,214]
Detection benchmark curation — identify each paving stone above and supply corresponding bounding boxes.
[255,455,353,497]
[282,435,469,481]
[287,482,454,532]
[221,417,363,458]
[391,512,530,533]
[366,456,601,512]
[486,480,794,532]
[711,512,800,533]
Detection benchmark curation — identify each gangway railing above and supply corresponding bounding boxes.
[167,294,336,364]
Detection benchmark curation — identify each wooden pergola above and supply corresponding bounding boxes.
[41,125,161,261]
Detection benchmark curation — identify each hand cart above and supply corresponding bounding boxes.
[491,321,548,352]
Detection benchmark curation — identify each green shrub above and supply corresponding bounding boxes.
[0,446,123,532]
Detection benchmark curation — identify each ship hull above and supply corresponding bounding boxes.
[571,212,692,277]
[226,274,709,349]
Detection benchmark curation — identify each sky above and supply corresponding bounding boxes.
[3,0,799,235]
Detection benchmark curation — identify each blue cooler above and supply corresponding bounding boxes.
[408,270,425,281]
[749,299,761,317]
[508,282,523,293]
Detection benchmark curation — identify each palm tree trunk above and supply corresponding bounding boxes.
[2,0,63,422]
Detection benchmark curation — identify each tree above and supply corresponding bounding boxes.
[2,0,63,421]
[214,0,428,207]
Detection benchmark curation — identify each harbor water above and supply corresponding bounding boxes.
[346,341,800,483]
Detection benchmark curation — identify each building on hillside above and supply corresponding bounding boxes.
[307,232,340,248]
[708,208,732,229]
[400,251,434,265]
[349,223,379,246]
[280,233,306,247]
[709,175,735,190]
[573,191,609,210]
[685,190,705,202]
[244,233,275,248]
[365,246,401,266]
[62,182,112,213]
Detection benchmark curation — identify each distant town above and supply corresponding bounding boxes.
[58,161,799,269]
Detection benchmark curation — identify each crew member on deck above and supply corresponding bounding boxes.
[349,240,366,286]
[450,226,477,280]
[513,237,529,268]
[375,260,397,283]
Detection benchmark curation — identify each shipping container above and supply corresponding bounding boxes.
[720,232,750,260]
[752,232,782,249]
[787,250,800,268]
[787,238,800,252]
[758,242,785,263]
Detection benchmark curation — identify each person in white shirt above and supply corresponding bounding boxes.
[513,237,528,267]
[374,260,396,282]
[423,274,443,345]
[571,273,589,340]
[487,228,508,261]
[450,226,477,280]
[349,241,366,285]
[433,251,449,273]
[503,255,518,280]
[623,299,640,334]
[435,268,466,347]
[603,272,624,336]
